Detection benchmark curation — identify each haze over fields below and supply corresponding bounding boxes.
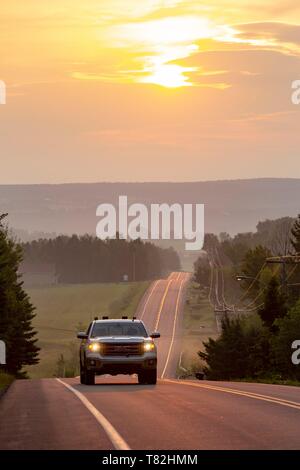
[1,178,299,238]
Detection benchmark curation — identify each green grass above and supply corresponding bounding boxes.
[26,281,150,379]
[0,372,14,392]
[179,282,218,376]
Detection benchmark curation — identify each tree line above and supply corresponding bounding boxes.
[196,214,300,382]
[22,234,180,283]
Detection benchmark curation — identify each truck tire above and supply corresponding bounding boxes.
[138,369,157,385]
[138,372,147,384]
[80,363,86,384]
[85,370,95,385]
[146,369,157,385]
[80,363,95,385]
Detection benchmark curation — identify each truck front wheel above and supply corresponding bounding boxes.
[146,369,157,385]
[80,363,95,385]
[138,369,157,385]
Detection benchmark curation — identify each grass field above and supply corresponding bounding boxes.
[26,281,150,378]
[179,281,218,376]
[0,373,14,392]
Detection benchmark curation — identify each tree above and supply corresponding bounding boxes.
[22,234,180,284]
[193,256,210,287]
[291,214,300,253]
[0,214,39,376]
[256,217,294,255]
[258,276,288,330]
[240,245,272,299]
[199,315,270,380]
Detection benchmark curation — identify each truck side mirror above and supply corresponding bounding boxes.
[77,332,88,339]
[150,332,160,339]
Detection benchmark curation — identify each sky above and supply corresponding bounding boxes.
[0,0,300,183]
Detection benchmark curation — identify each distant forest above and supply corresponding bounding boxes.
[22,235,180,283]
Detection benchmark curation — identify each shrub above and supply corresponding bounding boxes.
[199,315,270,380]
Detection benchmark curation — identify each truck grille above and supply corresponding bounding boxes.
[102,343,142,356]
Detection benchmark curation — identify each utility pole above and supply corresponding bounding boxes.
[214,305,234,333]
[266,254,300,294]
[132,245,136,282]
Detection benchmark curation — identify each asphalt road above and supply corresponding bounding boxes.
[0,272,300,450]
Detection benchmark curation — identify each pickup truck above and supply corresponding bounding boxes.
[77,317,160,385]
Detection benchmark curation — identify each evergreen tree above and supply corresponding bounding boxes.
[199,315,270,380]
[22,234,180,283]
[258,276,287,330]
[0,214,39,376]
[291,214,300,253]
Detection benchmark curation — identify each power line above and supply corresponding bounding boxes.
[235,262,267,306]
[243,265,281,309]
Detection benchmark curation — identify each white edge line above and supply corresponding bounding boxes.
[154,278,173,331]
[139,280,159,320]
[56,378,131,450]
[178,351,188,375]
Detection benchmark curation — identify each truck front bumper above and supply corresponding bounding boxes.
[85,353,157,374]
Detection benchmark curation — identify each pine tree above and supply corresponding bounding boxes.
[0,214,39,376]
[291,214,300,253]
[258,276,287,330]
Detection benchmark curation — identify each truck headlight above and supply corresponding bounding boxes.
[88,342,101,353]
[144,342,155,352]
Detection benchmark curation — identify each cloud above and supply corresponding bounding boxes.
[235,22,300,51]
[176,47,300,81]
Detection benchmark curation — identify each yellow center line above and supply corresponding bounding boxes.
[139,280,159,320]
[161,277,186,379]
[162,379,300,411]
[154,278,173,331]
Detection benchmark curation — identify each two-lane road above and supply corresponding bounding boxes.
[0,271,300,450]
[135,271,190,378]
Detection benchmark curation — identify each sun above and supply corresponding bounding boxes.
[113,15,218,88]
[140,63,192,88]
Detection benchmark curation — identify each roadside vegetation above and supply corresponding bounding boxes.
[0,372,14,392]
[178,282,218,377]
[193,214,300,385]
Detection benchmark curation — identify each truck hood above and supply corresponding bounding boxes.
[91,336,146,343]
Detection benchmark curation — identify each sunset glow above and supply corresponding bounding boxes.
[1,1,300,183]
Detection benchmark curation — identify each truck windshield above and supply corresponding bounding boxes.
[91,322,148,338]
